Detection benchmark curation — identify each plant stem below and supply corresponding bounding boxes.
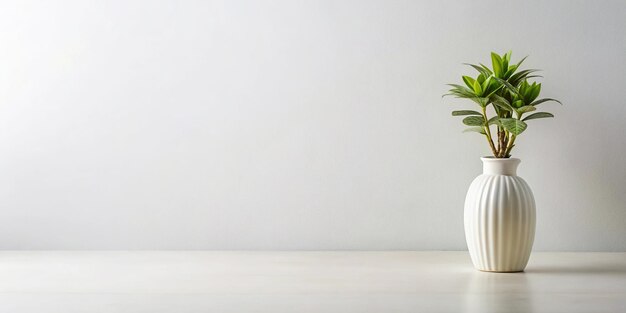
[485,132,497,156]
[504,134,517,157]
[504,113,522,157]
[482,107,497,156]
[497,127,506,157]
[502,130,509,156]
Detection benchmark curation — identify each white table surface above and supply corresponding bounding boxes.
[0,251,624,313]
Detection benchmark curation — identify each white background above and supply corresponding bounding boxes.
[0,0,624,250]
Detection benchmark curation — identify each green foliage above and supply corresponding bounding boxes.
[452,110,482,116]
[463,127,486,135]
[516,106,536,114]
[522,112,554,121]
[487,116,501,125]
[499,118,528,136]
[444,51,561,158]
[463,116,485,126]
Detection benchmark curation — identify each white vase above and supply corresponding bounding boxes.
[464,157,536,272]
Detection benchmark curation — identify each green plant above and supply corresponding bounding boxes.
[444,51,561,158]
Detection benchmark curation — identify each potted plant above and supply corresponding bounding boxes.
[444,51,561,272]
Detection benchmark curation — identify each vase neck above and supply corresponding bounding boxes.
[481,157,520,176]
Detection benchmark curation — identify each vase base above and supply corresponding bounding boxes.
[476,268,525,273]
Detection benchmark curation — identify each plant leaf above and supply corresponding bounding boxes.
[444,84,477,98]
[522,112,554,121]
[464,63,492,77]
[503,66,517,79]
[463,127,486,135]
[476,73,486,84]
[494,77,521,96]
[487,116,501,125]
[508,69,541,86]
[452,110,482,116]
[470,97,490,107]
[530,98,562,106]
[462,76,476,89]
[491,52,503,77]
[481,75,492,91]
[462,116,485,126]
[516,55,528,68]
[484,79,503,98]
[491,94,514,112]
[502,52,510,73]
[472,80,483,95]
[499,118,527,135]
[528,83,541,103]
[479,63,493,75]
[516,106,537,114]
[492,101,512,112]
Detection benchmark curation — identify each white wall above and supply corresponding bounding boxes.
[0,0,625,251]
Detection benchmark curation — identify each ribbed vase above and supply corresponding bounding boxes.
[464,157,536,272]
